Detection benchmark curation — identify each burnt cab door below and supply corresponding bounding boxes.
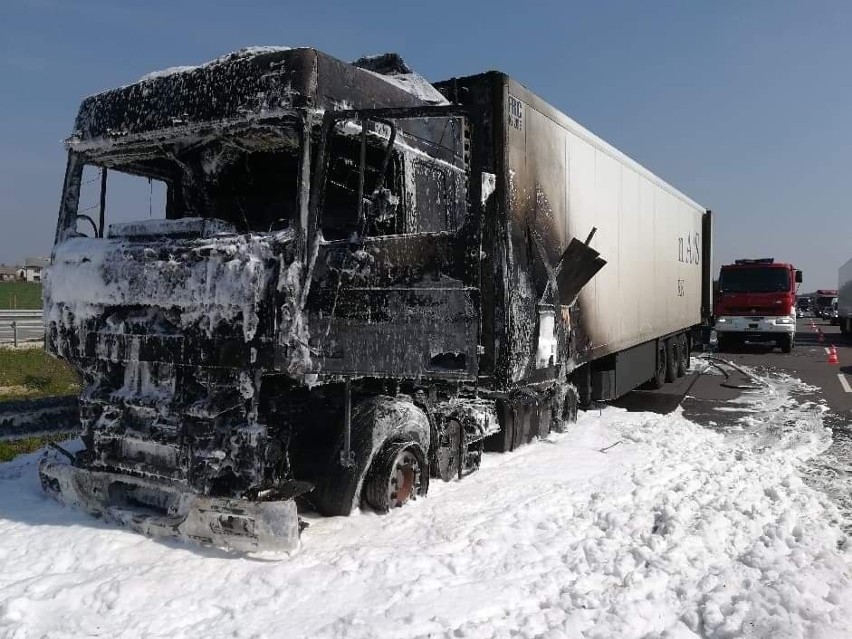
[304,108,480,380]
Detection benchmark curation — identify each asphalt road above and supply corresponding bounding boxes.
[610,317,852,529]
[713,317,852,421]
[613,317,852,423]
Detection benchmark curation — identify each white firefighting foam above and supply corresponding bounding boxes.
[0,362,850,638]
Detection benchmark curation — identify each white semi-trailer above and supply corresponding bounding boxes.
[839,259,852,334]
[40,48,713,551]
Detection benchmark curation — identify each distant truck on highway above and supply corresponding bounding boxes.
[714,258,802,352]
[39,47,714,552]
[815,289,839,323]
[839,261,852,334]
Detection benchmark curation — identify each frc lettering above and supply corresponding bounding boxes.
[508,95,524,131]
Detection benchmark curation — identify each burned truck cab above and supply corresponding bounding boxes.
[41,48,496,551]
[41,45,709,553]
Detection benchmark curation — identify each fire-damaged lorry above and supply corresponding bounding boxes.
[714,259,802,352]
[839,262,852,334]
[40,47,713,552]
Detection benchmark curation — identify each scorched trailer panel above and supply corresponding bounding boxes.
[436,73,711,397]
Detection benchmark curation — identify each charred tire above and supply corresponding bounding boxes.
[363,440,428,512]
[574,365,593,410]
[664,338,677,383]
[308,396,431,517]
[648,340,667,389]
[562,384,579,426]
[676,333,688,378]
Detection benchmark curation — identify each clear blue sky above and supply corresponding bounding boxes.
[1,0,850,289]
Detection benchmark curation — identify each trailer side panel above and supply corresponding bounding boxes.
[499,77,706,385]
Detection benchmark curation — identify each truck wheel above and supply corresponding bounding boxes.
[562,384,579,426]
[665,338,677,383]
[648,340,667,389]
[676,334,688,378]
[781,335,793,353]
[574,365,593,409]
[308,397,431,517]
[363,440,428,512]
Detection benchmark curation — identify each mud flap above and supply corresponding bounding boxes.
[39,458,301,553]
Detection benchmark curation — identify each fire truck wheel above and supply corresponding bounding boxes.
[363,440,428,512]
[780,335,793,353]
[665,338,677,383]
[649,340,667,389]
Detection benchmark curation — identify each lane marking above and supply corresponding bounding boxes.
[839,373,852,394]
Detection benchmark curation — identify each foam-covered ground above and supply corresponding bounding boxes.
[1,362,850,638]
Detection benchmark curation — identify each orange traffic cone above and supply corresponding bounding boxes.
[828,345,839,364]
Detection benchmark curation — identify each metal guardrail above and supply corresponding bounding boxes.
[0,309,44,346]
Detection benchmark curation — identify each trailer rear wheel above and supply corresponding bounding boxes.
[676,334,688,378]
[665,338,677,383]
[363,440,428,512]
[648,340,667,389]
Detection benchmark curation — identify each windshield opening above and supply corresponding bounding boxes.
[64,123,303,238]
[719,267,790,293]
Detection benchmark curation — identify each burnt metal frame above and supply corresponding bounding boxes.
[306,105,471,250]
[306,105,472,469]
[56,114,310,244]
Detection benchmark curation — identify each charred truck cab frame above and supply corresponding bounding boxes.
[41,48,713,552]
